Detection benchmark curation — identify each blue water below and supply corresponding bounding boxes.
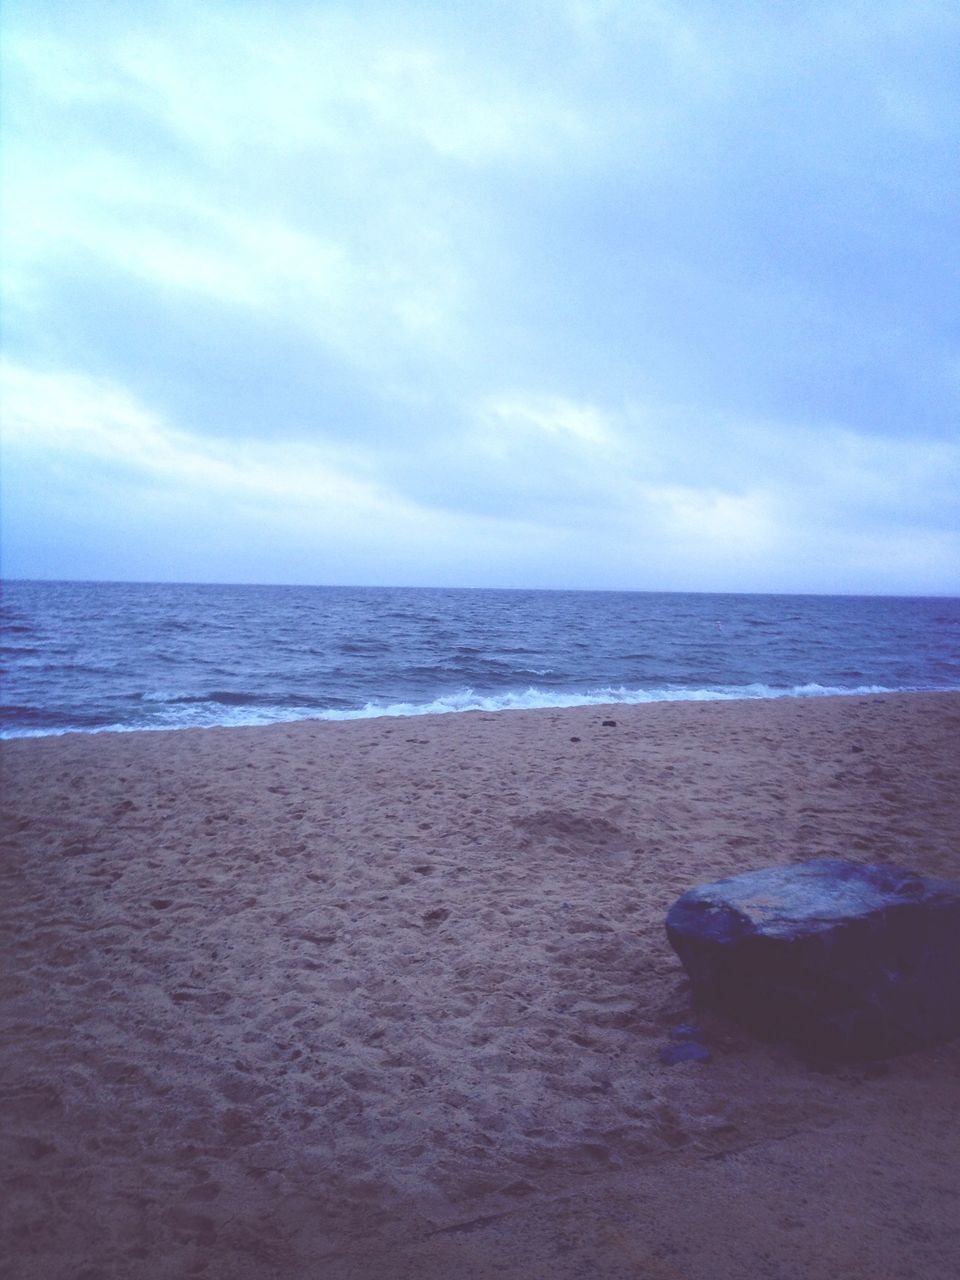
[1,581,958,737]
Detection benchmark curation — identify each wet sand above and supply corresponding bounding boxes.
[2,692,959,1279]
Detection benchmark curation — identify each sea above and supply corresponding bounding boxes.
[1,580,958,738]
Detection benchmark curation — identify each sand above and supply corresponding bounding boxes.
[2,691,959,1280]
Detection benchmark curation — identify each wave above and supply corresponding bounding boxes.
[312,681,902,720]
[162,689,273,707]
[4,680,948,738]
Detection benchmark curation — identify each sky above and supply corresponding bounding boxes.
[1,0,958,595]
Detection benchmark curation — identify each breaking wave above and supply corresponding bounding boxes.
[0,680,918,738]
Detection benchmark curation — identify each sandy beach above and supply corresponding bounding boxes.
[2,691,959,1280]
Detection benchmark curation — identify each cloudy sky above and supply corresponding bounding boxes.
[2,0,958,594]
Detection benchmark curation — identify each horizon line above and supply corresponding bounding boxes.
[2,576,958,601]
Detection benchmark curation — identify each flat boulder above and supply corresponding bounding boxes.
[665,859,960,1059]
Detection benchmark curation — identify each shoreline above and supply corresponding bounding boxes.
[3,692,960,1278]
[4,683,958,743]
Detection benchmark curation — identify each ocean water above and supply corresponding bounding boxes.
[1,581,958,738]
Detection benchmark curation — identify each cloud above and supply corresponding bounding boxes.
[0,362,571,585]
[2,0,958,592]
[483,395,614,448]
[8,356,956,594]
[1,362,377,506]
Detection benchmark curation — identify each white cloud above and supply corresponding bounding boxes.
[6,6,583,166]
[2,1,957,592]
[104,13,582,165]
[3,358,958,592]
[1,361,412,511]
[646,484,777,550]
[0,362,571,584]
[482,394,615,448]
[4,10,559,378]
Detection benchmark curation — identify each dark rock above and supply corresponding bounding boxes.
[665,860,960,1060]
[659,1041,712,1065]
[602,719,617,727]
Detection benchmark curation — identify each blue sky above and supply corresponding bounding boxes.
[2,0,958,593]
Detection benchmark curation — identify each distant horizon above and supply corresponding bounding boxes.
[4,576,958,602]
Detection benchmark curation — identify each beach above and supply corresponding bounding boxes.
[2,691,959,1279]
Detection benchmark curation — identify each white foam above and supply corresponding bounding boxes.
[0,681,933,738]
[314,681,898,721]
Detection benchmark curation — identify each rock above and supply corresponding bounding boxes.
[665,860,960,1060]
